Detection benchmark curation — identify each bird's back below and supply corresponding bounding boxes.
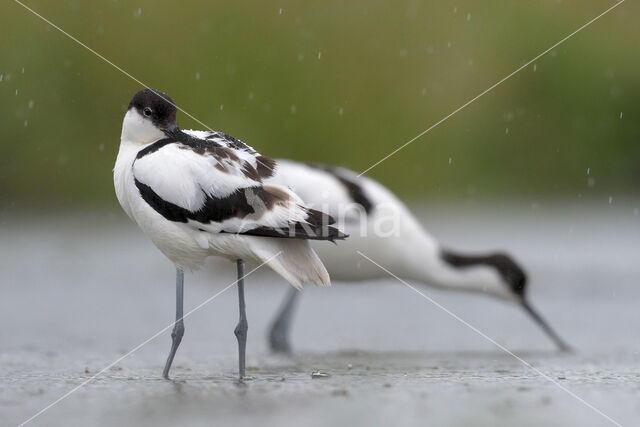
[267,160,440,282]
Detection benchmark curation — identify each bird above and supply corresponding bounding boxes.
[225,159,569,354]
[113,88,346,380]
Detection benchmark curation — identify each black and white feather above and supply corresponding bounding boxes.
[132,129,344,241]
[114,88,345,288]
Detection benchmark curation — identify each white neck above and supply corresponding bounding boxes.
[403,247,513,301]
[121,109,165,145]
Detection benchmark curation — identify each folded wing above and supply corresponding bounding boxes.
[132,134,346,241]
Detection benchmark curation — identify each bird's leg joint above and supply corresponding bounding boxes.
[234,318,248,339]
[171,319,185,341]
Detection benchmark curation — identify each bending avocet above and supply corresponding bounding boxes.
[258,160,570,353]
[113,89,345,379]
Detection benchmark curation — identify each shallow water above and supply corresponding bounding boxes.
[1,200,639,426]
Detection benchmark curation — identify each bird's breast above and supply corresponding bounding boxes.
[113,141,140,220]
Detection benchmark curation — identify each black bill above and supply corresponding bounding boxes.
[521,299,572,353]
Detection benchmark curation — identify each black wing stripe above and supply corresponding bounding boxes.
[231,224,347,241]
[137,129,275,182]
[136,138,176,159]
[135,133,225,160]
[135,179,258,223]
[304,207,337,226]
[135,178,346,241]
[306,163,374,214]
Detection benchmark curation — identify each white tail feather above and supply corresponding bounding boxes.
[250,238,331,289]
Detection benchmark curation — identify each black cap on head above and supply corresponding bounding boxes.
[440,248,571,351]
[128,88,177,131]
[484,253,527,297]
[440,250,527,297]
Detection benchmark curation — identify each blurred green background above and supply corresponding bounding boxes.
[1,0,638,209]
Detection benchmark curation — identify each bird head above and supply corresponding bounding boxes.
[121,88,178,144]
[441,249,571,352]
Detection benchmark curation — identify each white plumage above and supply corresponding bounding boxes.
[266,160,510,297]
[208,159,571,353]
[114,109,342,284]
[113,88,346,379]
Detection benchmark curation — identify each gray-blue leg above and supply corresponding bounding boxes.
[163,267,185,379]
[268,287,300,354]
[234,259,248,379]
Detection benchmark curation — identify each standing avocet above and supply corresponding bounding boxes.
[113,89,346,379]
[254,160,570,353]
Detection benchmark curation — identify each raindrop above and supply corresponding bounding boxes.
[338,107,344,116]
[533,64,537,72]
[608,196,613,205]
[587,167,590,175]
[0,74,3,82]
[24,120,28,127]
[248,92,254,100]
[290,105,296,114]
[133,8,142,18]
[448,157,452,165]
[505,128,509,135]
[279,8,283,15]
[466,13,471,21]
[317,51,322,59]
[28,100,34,109]
[421,88,427,96]
[220,104,224,111]
[447,41,452,48]
[619,112,623,119]
[15,89,18,96]
[21,67,25,74]
[99,144,105,152]
[195,72,200,80]
[453,7,457,14]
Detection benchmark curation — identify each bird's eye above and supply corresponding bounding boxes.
[143,107,152,117]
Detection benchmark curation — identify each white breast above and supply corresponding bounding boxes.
[113,141,139,220]
[113,139,211,270]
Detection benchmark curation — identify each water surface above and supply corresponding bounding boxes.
[1,200,639,426]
